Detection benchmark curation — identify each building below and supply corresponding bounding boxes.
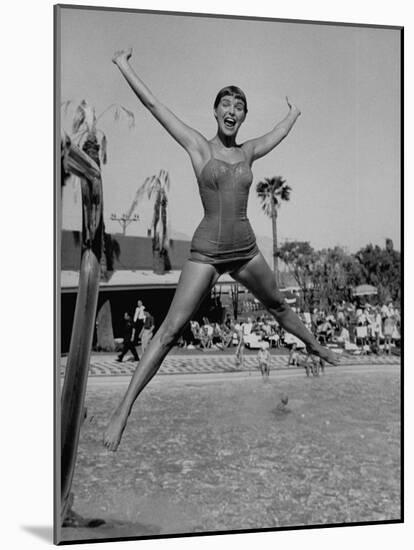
[60,230,236,352]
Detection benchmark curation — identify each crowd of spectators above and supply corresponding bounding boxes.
[180,299,401,356]
[113,297,401,362]
[311,300,401,355]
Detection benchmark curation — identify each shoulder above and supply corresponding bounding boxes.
[240,142,255,165]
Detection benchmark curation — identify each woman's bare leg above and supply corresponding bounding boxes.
[103,261,220,451]
[231,253,339,365]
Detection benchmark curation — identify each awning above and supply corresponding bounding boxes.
[60,269,236,292]
[352,284,378,297]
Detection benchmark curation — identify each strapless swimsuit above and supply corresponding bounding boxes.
[189,156,259,274]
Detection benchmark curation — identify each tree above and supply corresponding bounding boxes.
[61,100,135,279]
[277,242,362,310]
[311,247,362,310]
[256,176,291,285]
[277,241,316,308]
[355,240,401,303]
[135,169,172,274]
[61,99,135,167]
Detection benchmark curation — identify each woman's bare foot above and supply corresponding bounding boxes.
[103,407,129,452]
[307,343,340,366]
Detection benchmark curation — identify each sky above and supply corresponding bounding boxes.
[59,7,401,252]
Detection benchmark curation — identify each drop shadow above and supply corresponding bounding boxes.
[21,525,53,543]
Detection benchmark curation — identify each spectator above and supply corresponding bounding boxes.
[242,317,253,337]
[234,325,244,367]
[212,322,225,348]
[381,302,390,322]
[383,312,396,355]
[373,306,383,349]
[302,309,312,331]
[257,343,271,381]
[355,322,368,352]
[132,299,146,345]
[200,318,213,349]
[224,314,233,330]
[288,343,300,366]
[336,302,346,326]
[337,324,350,344]
[116,312,139,363]
[317,319,333,345]
[140,310,155,353]
[304,354,325,377]
[219,322,234,348]
[189,320,201,348]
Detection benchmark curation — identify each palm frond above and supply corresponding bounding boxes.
[119,106,135,129]
[256,175,292,214]
[74,130,88,147]
[61,100,72,116]
[280,184,292,201]
[72,104,85,134]
[260,197,273,217]
[81,100,96,132]
[146,175,161,200]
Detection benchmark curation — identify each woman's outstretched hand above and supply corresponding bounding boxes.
[112,48,132,65]
[286,96,301,117]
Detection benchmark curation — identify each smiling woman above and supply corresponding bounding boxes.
[213,85,248,134]
[103,48,339,453]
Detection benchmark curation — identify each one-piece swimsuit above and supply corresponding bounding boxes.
[189,152,259,273]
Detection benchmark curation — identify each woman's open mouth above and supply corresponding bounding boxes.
[224,117,236,128]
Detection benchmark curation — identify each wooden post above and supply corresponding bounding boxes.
[60,134,103,523]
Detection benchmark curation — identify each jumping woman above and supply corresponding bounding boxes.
[103,48,338,451]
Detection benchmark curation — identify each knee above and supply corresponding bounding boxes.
[158,320,181,349]
[266,295,289,316]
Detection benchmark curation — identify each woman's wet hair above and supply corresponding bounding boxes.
[214,86,248,114]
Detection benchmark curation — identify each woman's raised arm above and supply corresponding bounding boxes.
[243,97,301,163]
[113,49,208,162]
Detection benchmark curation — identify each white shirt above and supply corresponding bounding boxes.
[133,305,146,322]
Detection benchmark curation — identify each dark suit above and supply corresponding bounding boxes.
[117,318,139,362]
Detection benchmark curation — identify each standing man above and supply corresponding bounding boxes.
[116,312,140,363]
[133,299,146,345]
[257,342,271,381]
[140,310,155,353]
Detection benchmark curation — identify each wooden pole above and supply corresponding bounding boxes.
[60,134,103,523]
[60,250,101,521]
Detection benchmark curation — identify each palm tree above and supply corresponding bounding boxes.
[135,169,172,274]
[256,176,291,286]
[61,99,135,278]
[61,99,135,166]
[60,101,134,524]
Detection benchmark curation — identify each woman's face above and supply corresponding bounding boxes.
[214,95,246,137]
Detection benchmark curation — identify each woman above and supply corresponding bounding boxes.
[103,48,338,451]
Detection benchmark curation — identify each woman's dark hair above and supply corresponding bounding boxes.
[214,85,248,114]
